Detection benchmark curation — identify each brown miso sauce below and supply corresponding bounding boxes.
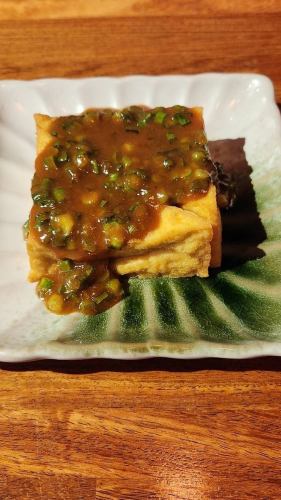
[29,106,213,315]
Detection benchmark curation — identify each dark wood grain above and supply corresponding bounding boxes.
[0,15,281,101]
[0,2,281,498]
[0,358,281,499]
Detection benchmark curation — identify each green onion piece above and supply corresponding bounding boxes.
[22,219,29,240]
[47,293,64,313]
[53,187,65,202]
[90,159,99,174]
[128,202,140,212]
[56,150,68,164]
[51,130,58,137]
[65,165,78,182]
[108,236,123,249]
[112,111,123,121]
[35,212,49,229]
[174,113,191,126]
[81,263,94,278]
[62,118,75,131]
[75,153,88,168]
[43,156,57,170]
[194,168,209,179]
[154,110,167,124]
[32,192,54,208]
[166,132,176,143]
[138,112,152,128]
[191,150,206,162]
[38,277,54,290]
[58,259,72,272]
[109,173,119,182]
[156,191,168,203]
[94,291,109,305]
[127,224,136,234]
[184,168,192,179]
[163,158,173,169]
[122,156,132,168]
[41,178,52,191]
[100,199,108,207]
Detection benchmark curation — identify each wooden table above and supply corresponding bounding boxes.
[0,2,280,498]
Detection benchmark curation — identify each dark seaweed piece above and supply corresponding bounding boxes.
[211,162,236,209]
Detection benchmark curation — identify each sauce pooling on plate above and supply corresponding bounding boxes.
[27,106,213,314]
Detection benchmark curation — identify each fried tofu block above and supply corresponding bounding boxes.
[114,224,212,278]
[27,235,56,282]
[115,186,221,277]
[26,107,223,315]
[28,204,213,280]
[28,114,216,281]
[183,185,222,267]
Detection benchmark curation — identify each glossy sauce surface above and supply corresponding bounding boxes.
[28,106,213,314]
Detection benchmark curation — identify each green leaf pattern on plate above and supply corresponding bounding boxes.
[67,147,281,348]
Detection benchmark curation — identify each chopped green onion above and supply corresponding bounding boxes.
[51,130,58,137]
[41,178,52,191]
[184,168,192,179]
[100,199,108,207]
[154,110,166,124]
[122,156,132,168]
[22,219,29,240]
[156,191,168,203]
[56,150,68,164]
[75,153,88,168]
[138,112,152,128]
[90,159,99,174]
[65,165,78,182]
[112,110,123,121]
[109,173,119,182]
[94,291,109,304]
[53,187,65,202]
[38,277,54,290]
[174,113,191,126]
[194,168,209,179]
[32,192,54,208]
[35,212,49,229]
[43,156,57,170]
[47,293,64,313]
[166,132,176,143]
[58,259,72,272]
[108,236,123,249]
[163,158,173,169]
[191,150,206,162]
[128,202,140,212]
[127,224,136,234]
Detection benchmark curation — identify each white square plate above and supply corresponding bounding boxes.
[1,74,281,361]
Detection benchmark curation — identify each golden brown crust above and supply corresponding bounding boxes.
[27,112,221,284]
[114,227,212,278]
[183,185,222,267]
[34,113,56,153]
